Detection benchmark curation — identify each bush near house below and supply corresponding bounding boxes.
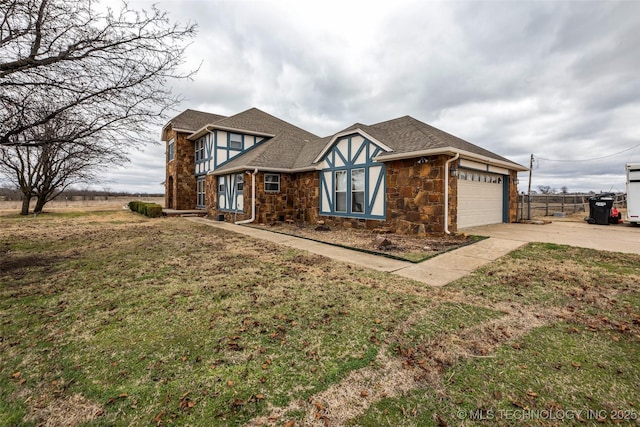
[128,200,163,218]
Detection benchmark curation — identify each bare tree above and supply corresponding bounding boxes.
[1,0,197,147]
[0,114,126,214]
[560,186,568,194]
[0,0,196,213]
[537,185,556,195]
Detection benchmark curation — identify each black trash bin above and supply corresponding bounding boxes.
[588,193,614,225]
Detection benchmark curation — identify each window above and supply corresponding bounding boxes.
[335,170,347,212]
[229,133,243,150]
[196,178,205,208]
[236,174,244,191]
[265,173,280,192]
[167,138,174,162]
[351,168,365,213]
[459,170,467,180]
[195,139,205,162]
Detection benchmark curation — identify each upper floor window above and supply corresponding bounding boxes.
[195,139,205,162]
[264,173,280,192]
[229,133,242,150]
[167,138,175,162]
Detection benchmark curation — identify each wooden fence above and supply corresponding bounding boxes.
[517,193,626,221]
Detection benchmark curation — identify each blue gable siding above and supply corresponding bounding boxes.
[318,134,386,220]
[195,131,267,176]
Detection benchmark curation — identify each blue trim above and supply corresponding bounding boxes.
[334,146,348,166]
[367,164,386,216]
[206,132,214,159]
[325,154,334,169]
[217,173,244,213]
[318,135,386,220]
[320,172,333,212]
[214,133,269,170]
[352,140,367,164]
[502,175,509,222]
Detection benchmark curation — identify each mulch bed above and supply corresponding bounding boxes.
[250,222,478,262]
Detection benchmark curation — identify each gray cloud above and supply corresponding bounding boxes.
[100,0,640,195]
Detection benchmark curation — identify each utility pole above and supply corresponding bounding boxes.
[527,154,534,220]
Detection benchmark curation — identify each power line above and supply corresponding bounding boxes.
[536,143,640,163]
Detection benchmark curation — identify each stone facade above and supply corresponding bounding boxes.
[384,156,452,234]
[186,153,517,235]
[165,128,197,210]
[290,171,320,223]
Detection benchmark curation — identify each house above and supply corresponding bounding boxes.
[162,108,527,234]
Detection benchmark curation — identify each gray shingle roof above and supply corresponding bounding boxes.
[162,110,226,139]
[167,108,524,172]
[212,108,318,140]
[367,116,517,164]
[211,108,319,173]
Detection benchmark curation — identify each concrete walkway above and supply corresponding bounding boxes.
[185,217,524,286]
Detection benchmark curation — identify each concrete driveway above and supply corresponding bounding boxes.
[463,221,640,255]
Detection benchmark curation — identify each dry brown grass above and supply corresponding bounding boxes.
[2,211,638,426]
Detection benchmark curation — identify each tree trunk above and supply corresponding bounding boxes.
[33,195,47,214]
[20,195,31,215]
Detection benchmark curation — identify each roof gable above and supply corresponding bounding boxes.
[161,109,226,140]
[312,127,393,164]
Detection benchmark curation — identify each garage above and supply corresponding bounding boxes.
[457,168,505,229]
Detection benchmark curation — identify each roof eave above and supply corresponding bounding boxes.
[209,165,318,176]
[161,125,194,141]
[374,148,529,172]
[188,125,276,141]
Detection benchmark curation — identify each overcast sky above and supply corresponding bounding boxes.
[102,0,640,195]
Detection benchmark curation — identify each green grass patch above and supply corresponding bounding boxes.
[354,324,639,426]
[0,211,419,426]
[1,212,638,426]
[401,303,504,342]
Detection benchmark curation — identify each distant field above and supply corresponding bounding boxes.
[1,210,638,426]
[0,196,164,214]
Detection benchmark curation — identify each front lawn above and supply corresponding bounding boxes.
[1,211,638,426]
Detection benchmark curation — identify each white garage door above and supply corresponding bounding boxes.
[457,169,504,229]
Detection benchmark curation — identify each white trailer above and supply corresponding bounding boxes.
[626,163,640,225]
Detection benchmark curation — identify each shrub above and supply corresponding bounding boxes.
[129,200,163,218]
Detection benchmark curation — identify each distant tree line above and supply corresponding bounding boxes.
[531,185,616,195]
[0,186,162,201]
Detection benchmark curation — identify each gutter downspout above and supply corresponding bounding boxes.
[444,152,460,235]
[235,168,259,225]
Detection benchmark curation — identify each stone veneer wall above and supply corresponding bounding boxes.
[254,172,296,224]
[201,159,518,234]
[205,170,321,224]
[291,171,320,223]
[165,128,197,210]
[205,171,298,223]
[315,156,452,234]
[204,173,218,218]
